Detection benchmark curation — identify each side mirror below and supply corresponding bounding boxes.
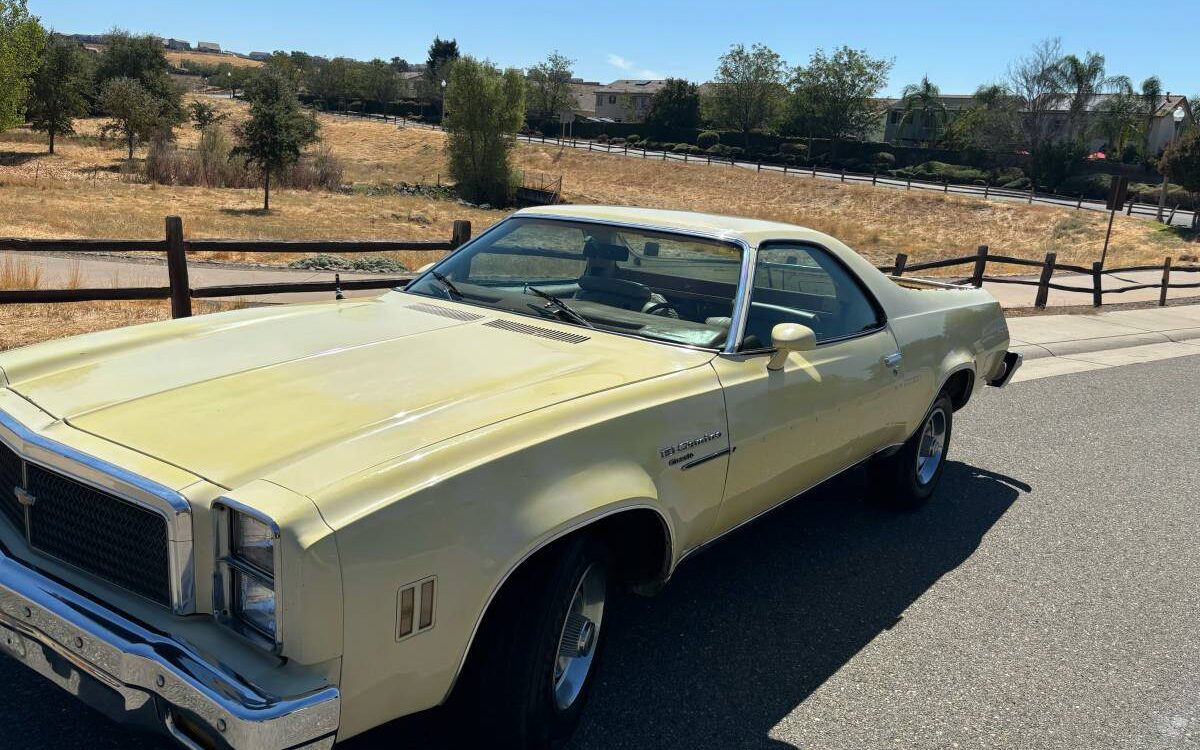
[767,323,816,371]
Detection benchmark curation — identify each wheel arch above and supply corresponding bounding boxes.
[444,503,673,702]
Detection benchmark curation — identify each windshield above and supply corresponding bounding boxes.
[405,217,745,349]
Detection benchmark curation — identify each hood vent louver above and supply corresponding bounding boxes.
[405,303,485,322]
[483,319,590,344]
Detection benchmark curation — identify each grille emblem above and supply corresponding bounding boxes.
[14,487,35,507]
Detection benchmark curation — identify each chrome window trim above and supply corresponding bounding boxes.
[212,497,284,655]
[402,214,756,354]
[0,409,195,615]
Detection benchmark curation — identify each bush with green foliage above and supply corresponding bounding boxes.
[288,254,407,273]
[893,160,988,184]
[444,57,525,206]
[696,130,720,149]
[779,142,807,155]
[872,151,896,169]
[625,134,640,143]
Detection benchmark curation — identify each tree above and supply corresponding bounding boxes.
[0,0,45,130]
[1006,38,1065,153]
[1159,128,1200,228]
[896,76,947,147]
[785,46,891,147]
[444,57,524,206]
[95,30,182,124]
[233,67,319,211]
[363,58,399,109]
[1054,52,1113,143]
[308,57,360,110]
[644,78,700,134]
[1140,76,1163,157]
[1095,77,1142,158]
[99,76,161,159]
[27,35,90,153]
[422,36,459,115]
[525,51,574,123]
[389,57,410,73]
[943,84,1022,152]
[711,43,786,147]
[188,99,227,130]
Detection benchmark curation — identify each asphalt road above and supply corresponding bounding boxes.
[3,354,1199,748]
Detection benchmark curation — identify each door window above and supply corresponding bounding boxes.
[742,244,884,349]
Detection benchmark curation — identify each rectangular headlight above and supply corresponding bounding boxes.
[231,511,275,576]
[233,569,277,638]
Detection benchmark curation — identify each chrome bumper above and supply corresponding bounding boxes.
[986,351,1023,388]
[0,550,339,750]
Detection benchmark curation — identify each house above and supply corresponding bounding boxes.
[879,93,1195,153]
[248,51,271,62]
[197,41,221,53]
[592,80,667,123]
[164,38,191,51]
[398,71,423,99]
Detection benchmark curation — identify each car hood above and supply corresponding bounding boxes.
[3,294,712,490]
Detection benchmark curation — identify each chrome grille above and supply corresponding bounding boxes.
[0,443,22,531]
[25,465,171,606]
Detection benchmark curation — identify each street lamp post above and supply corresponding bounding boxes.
[440,79,447,124]
[227,71,233,99]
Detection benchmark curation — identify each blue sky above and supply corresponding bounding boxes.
[31,0,1198,97]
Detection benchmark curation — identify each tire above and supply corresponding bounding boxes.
[457,535,611,750]
[869,393,953,510]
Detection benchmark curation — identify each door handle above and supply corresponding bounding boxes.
[883,352,903,368]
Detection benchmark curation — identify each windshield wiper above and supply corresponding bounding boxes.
[525,285,595,328]
[430,271,464,300]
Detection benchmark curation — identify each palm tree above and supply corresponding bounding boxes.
[1140,75,1163,156]
[1096,76,1142,157]
[1055,52,1113,143]
[896,76,947,147]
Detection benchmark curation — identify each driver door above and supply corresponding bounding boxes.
[709,242,907,538]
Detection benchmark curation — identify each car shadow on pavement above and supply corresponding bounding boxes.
[345,460,1026,750]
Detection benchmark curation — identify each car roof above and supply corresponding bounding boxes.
[512,205,836,248]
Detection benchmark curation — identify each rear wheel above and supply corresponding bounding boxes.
[458,535,611,749]
[869,393,953,510]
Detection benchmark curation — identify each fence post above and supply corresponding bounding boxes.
[984,183,990,199]
[165,215,191,319]
[707,155,712,165]
[907,177,912,191]
[840,168,846,183]
[451,220,472,249]
[1091,261,1103,307]
[971,245,989,288]
[783,165,788,175]
[872,171,878,186]
[1077,194,1083,209]
[811,164,816,178]
[1034,251,1056,309]
[1168,206,1177,224]
[1160,257,1172,306]
[893,252,908,277]
[757,162,761,172]
[944,180,949,193]
[1126,200,1133,216]
[1028,186,1034,203]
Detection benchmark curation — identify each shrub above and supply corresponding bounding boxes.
[625,134,641,143]
[1002,176,1031,190]
[289,254,408,273]
[596,134,609,144]
[610,137,626,146]
[143,131,344,190]
[697,130,720,149]
[872,151,896,169]
[895,160,988,185]
[779,142,808,155]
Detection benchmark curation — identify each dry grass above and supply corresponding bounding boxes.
[164,51,263,69]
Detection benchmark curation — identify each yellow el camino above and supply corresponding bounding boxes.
[0,206,1018,749]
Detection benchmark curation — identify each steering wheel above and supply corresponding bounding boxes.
[642,300,682,318]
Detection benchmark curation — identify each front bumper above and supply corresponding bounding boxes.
[986,350,1023,388]
[0,550,339,750]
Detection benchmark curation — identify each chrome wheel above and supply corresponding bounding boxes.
[552,562,606,711]
[915,406,947,486]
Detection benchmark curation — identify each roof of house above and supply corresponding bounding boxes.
[595,80,667,95]
[879,92,1190,117]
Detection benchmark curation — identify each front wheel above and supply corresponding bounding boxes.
[869,393,953,510]
[459,535,611,749]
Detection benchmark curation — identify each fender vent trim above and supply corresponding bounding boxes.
[405,303,485,322]
[483,319,590,344]
[397,577,437,641]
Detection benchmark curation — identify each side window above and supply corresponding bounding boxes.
[743,244,883,347]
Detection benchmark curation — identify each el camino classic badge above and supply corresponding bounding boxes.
[660,431,723,467]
